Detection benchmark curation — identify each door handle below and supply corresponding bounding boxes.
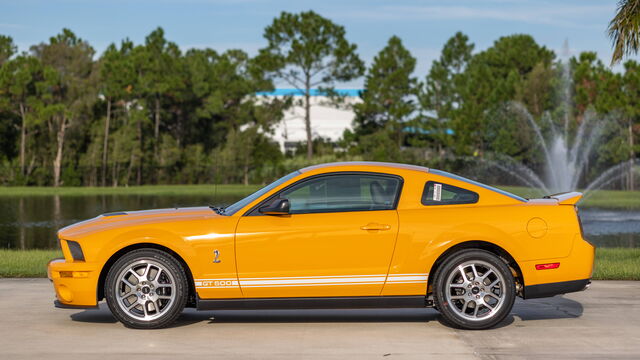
[360,223,391,231]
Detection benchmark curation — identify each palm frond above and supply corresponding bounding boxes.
[608,0,640,65]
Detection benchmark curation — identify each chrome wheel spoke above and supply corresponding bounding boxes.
[488,279,500,289]
[483,300,495,309]
[461,301,470,314]
[122,278,137,290]
[470,264,479,280]
[143,264,152,278]
[118,290,133,300]
[481,269,494,282]
[154,269,163,283]
[457,266,468,281]
[126,269,141,283]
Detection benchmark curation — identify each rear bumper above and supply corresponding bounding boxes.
[519,233,595,295]
[47,258,100,308]
[523,278,591,299]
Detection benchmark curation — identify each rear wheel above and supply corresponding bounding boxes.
[433,249,515,330]
[105,249,188,329]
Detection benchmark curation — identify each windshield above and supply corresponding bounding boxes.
[223,171,301,215]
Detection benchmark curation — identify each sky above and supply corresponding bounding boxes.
[0,0,635,88]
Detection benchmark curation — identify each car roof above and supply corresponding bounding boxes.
[299,161,430,174]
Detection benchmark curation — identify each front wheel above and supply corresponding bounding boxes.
[433,249,515,330]
[105,249,188,329]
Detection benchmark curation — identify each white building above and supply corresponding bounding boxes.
[257,89,362,153]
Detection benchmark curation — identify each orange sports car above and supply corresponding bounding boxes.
[48,162,594,329]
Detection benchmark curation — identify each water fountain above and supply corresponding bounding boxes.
[483,55,637,195]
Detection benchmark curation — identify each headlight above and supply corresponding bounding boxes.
[67,240,85,261]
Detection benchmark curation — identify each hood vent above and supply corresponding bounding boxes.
[102,212,128,217]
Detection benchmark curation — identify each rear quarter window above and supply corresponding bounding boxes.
[422,181,479,205]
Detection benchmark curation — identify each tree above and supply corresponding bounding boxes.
[0,35,16,65]
[135,27,183,177]
[622,60,640,189]
[98,39,135,186]
[572,52,621,117]
[458,34,554,156]
[257,10,364,159]
[422,32,474,152]
[608,0,640,65]
[353,36,418,149]
[30,28,96,187]
[0,55,47,178]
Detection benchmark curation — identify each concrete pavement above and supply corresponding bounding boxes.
[0,279,639,359]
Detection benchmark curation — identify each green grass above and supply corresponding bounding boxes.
[593,248,640,280]
[0,249,62,278]
[499,186,640,210]
[1,248,638,280]
[0,184,636,209]
[0,184,261,197]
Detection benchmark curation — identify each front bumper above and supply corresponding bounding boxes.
[47,258,100,308]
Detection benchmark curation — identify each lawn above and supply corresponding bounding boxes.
[1,248,638,280]
[0,184,636,209]
[0,184,261,197]
[497,186,640,210]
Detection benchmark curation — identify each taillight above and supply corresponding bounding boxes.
[535,263,560,270]
[575,206,583,235]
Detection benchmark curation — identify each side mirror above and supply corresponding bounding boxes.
[259,198,290,215]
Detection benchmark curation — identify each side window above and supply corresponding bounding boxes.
[422,181,479,205]
[280,174,401,214]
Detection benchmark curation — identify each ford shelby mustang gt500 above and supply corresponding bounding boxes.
[48,162,594,329]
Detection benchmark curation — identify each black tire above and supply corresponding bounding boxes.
[433,249,515,330]
[105,248,188,329]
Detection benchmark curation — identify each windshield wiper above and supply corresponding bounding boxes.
[208,205,225,215]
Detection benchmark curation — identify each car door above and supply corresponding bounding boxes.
[235,172,402,298]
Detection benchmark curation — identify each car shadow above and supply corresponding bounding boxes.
[511,296,584,321]
[197,308,440,324]
[70,304,117,323]
[68,295,583,328]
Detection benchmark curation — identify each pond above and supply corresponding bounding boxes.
[0,195,637,249]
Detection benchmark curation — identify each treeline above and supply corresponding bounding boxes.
[0,11,637,187]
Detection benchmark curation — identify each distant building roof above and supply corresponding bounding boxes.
[256,88,362,97]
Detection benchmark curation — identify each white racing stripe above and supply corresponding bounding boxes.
[195,273,428,289]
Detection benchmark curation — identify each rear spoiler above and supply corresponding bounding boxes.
[543,192,583,205]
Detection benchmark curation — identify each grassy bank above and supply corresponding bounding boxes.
[2,248,638,280]
[0,184,261,197]
[0,184,636,209]
[591,248,640,280]
[498,186,640,210]
[0,249,61,278]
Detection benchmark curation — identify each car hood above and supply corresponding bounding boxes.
[58,206,220,239]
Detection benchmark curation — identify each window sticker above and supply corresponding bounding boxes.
[433,183,442,201]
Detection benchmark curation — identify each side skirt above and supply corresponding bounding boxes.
[196,295,427,311]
